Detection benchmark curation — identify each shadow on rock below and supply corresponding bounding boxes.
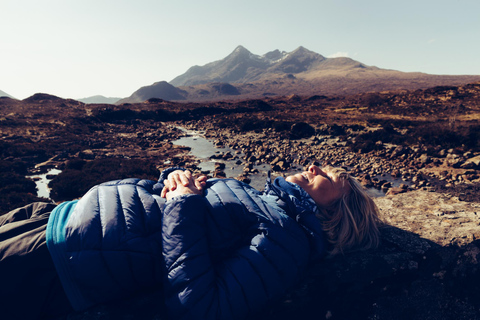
[60,226,480,320]
[265,226,480,320]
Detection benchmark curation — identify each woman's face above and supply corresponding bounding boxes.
[286,165,347,207]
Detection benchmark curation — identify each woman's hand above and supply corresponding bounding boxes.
[161,170,207,200]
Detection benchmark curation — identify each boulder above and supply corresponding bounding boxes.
[461,155,480,170]
[418,153,431,164]
[444,153,464,168]
[214,162,225,170]
[385,187,406,196]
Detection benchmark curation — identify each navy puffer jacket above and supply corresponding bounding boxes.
[46,168,326,319]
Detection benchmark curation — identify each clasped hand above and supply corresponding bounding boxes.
[161,170,207,200]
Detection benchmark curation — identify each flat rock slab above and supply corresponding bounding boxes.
[376,190,480,246]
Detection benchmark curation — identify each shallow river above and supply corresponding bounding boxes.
[172,129,273,190]
[172,129,395,196]
[29,130,396,199]
[27,168,62,199]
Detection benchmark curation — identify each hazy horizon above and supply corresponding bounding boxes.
[1,0,479,100]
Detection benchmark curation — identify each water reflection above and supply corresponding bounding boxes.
[173,131,271,190]
[27,168,61,199]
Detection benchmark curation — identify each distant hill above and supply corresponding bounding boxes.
[120,46,480,103]
[78,95,121,104]
[23,93,64,103]
[0,89,14,99]
[117,81,188,104]
[22,93,85,107]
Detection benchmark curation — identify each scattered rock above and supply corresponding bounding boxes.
[461,155,480,170]
[385,187,406,196]
[445,153,464,168]
[77,149,96,160]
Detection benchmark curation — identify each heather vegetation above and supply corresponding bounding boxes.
[0,160,43,214]
[347,121,480,154]
[216,115,315,139]
[49,158,160,201]
[92,99,272,124]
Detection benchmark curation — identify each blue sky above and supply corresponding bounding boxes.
[1,0,479,100]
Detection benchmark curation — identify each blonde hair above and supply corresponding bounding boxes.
[316,167,382,256]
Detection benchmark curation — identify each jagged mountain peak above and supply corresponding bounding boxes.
[170,46,327,86]
[232,45,251,55]
[224,45,257,62]
[231,45,288,63]
[262,49,288,63]
[293,45,307,52]
[289,46,324,59]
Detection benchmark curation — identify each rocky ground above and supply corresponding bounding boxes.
[1,82,480,319]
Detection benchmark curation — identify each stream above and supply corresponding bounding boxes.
[27,168,62,199]
[172,128,273,190]
[28,131,399,199]
[172,129,399,196]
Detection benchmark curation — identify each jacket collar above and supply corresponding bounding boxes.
[265,172,320,218]
[264,172,327,260]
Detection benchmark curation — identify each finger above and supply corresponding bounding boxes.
[163,179,173,191]
[161,186,168,198]
[194,179,201,190]
[196,175,208,183]
[168,170,187,189]
[180,170,192,186]
[168,175,178,191]
[194,182,205,192]
[194,177,207,191]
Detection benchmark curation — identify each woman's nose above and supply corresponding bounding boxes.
[308,165,321,175]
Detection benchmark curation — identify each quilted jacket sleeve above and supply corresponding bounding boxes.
[162,193,310,320]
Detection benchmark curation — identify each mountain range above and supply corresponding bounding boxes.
[118,46,480,103]
[169,46,369,86]
[77,95,121,104]
[3,46,480,104]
